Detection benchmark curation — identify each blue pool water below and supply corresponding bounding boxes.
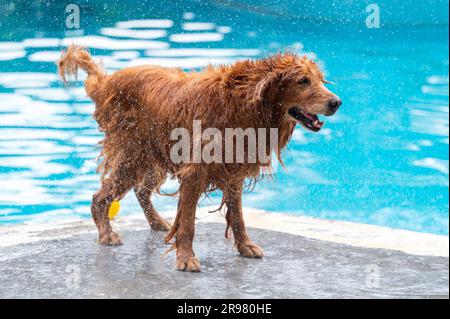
[0,0,448,235]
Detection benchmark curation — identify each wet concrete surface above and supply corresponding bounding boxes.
[0,223,448,298]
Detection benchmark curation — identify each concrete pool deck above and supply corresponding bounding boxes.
[0,208,448,298]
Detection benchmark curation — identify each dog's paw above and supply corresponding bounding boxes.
[237,241,264,258]
[99,232,123,246]
[150,217,172,232]
[176,256,201,272]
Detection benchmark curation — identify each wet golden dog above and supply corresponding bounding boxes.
[58,46,341,272]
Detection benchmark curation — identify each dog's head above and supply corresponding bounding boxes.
[253,54,341,132]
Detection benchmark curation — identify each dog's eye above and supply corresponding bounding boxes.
[298,77,310,85]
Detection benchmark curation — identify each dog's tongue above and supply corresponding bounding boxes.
[303,112,316,121]
[303,112,324,129]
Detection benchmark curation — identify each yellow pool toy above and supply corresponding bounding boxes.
[108,200,120,220]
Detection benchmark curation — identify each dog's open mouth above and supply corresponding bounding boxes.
[288,107,324,132]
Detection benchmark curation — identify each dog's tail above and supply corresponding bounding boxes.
[57,45,106,101]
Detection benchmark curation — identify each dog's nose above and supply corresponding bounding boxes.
[328,98,342,114]
[329,98,342,110]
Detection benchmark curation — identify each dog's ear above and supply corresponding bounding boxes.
[252,72,280,107]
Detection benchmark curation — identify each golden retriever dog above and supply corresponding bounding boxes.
[58,45,341,272]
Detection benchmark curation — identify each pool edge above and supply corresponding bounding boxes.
[0,207,448,258]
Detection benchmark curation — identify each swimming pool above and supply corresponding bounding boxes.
[0,0,448,235]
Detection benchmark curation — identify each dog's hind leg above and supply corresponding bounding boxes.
[91,165,136,246]
[223,181,264,258]
[134,168,171,232]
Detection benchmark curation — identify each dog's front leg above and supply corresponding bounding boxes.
[224,182,264,258]
[165,172,206,272]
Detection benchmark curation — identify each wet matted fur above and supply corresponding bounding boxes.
[58,45,341,272]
